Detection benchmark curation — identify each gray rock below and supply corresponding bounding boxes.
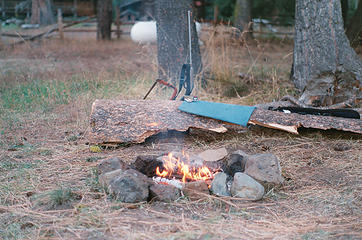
[130,155,163,177]
[244,153,284,185]
[183,180,210,200]
[97,157,128,175]
[149,183,181,202]
[99,169,124,189]
[224,154,247,176]
[231,173,264,200]
[109,169,150,203]
[210,172,231,196]
[232,150,250,158]
[198,148,228,162]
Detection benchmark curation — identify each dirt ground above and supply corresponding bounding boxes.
[0,29,361,240]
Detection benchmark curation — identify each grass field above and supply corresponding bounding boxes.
[0,30,361,239]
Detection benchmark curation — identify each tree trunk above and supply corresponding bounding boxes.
[341,0,348,27]
[291,0,362,107]
[346,0,362,48]
[156,0,202,88]
[31,0,55,25]
[233,0,253,41]
[97,0,112,40]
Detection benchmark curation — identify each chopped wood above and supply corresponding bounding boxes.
[87,100,362,145]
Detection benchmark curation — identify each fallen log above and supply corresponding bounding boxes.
[87,100,228,144]
[9,16,96,47]
[1,33,32,38]
[248,108,361,134]
[87,99,362,145]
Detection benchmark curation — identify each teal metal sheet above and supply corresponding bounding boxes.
[178,101,255,127]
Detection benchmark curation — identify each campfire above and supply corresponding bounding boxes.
[97,148,284,203]
[155,151,216,183]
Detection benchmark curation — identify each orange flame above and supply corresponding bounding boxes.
[155,152,214,183]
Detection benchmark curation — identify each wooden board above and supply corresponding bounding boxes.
[87,100,362,145]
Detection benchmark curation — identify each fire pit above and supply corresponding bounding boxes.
[97,148,284,203]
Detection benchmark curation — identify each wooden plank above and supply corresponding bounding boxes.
[87,100,361,145]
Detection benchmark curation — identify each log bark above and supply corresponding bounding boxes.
[87,100,227,144]
[87,100,362,145]
[292,0,362,107]
[155,0,202,86]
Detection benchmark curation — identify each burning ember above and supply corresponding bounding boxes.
[155,151,214,183]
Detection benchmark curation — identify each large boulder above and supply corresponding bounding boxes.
[108,169,150,203]
[244,153,284,185]
[230,172,264,200]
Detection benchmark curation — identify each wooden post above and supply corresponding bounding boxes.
[73,0,78,18]
[213,4,219,26]
[1,0,5,19]
[57,9,64,40]
[115,6,121,39]
[0,22,3,48]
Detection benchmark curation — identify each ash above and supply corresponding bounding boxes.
[152,176,184,189]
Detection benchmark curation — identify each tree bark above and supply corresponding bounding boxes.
[291,0,362,107]
[341,0,348,27]
[97,0,112,40]
[346,0,362,48]
[156,0,202,87]
[31,0,55,25]
[233,0,253,41]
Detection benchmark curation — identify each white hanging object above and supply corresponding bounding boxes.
[130,21,202,44]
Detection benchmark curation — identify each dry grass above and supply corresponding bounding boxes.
[0,30,361,239]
